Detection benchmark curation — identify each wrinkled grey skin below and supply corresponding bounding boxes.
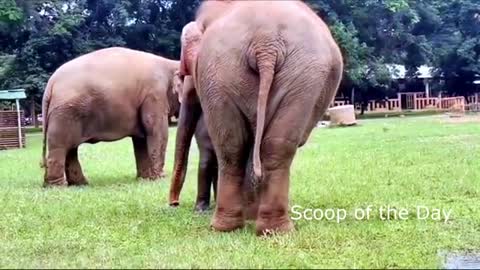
[41,47,181,187]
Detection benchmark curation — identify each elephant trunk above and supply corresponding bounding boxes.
[169,101,202,206]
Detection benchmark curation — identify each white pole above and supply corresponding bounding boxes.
[16,99,23,148]
[425,79,430,98]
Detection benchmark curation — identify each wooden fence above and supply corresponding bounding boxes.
[330,94,469,114]
[0,110,25,149]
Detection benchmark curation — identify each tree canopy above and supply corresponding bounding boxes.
[0,0,479,116]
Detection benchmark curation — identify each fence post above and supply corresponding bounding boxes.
[16,99,23,148]
[413,93,417,110]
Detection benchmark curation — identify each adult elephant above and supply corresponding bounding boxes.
[41,47,181,187]
[178,0,344,236]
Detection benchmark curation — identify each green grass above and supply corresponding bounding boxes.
[1,115,479,268]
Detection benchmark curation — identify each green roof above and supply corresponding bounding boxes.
[0,89,26,100]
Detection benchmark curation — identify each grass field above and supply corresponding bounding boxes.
[1,115,479,268]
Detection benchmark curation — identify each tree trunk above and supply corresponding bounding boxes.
[30,96,38,128]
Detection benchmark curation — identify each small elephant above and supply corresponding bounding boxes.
[169,76,213,211]
[41,47,182,187]
[178,1,344,235]
[169,110,218,213]
[168,76,259,215]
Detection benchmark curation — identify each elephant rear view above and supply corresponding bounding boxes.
[41,47,181,187]
[179,1,344,235]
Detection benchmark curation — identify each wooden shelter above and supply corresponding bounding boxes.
[0,89,26,150]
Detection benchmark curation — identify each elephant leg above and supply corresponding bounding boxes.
[244,148,259,220]
[201,99,249,232]
[43,117,73,187]
[194,148,217,213]
[211,157,218,202]
[44,147,68,187]
[140,96,168,180]
[255,96,318,236]
[132,136,152,179]
[65,147,88,186]
[255,137,296,236]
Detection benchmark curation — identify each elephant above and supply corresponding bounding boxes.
[169,110,218,213]
[177,1,344,236]
[168,76,258,215]
[41,47,182,187]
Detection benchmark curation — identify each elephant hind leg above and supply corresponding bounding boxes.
[201,99,250,232]
[43,116,77,187]
[139,96,169,180]
[65,147,88,186]
[194,148,217,213]
[44,147,68,187]
[255,92,319,236]
[244,160,259,221]
[255,137,296,236]
[132,136,152,179]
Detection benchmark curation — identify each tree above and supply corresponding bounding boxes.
[431,0,480,98]
[306,0,434,113]
[1,0,479,120]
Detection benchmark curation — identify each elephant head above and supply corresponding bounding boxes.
[179,22,204,80]
[169,72,201,206]
[169,20,210,206]
[167,69,183,119]
[179,1,236,79]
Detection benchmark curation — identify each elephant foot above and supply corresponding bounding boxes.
[194,201,211,214]
[43,177,68,188]
[68,178,89,187]
[255,214,295,237]
[210,208,245,232]
[169,201,180,207]
[138,170,167,181]
[67,172,89,186]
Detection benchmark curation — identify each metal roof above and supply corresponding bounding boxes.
[0,89,26,100]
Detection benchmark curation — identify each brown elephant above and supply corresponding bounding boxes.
[177,1,344,236]
[41,47,181,187]
[168,76,258,215]
[169,109,218,213]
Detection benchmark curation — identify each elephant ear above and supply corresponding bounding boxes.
[179,21,204,77]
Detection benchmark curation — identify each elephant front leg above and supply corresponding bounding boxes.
[65,147,88,186]
[44,148,68,187]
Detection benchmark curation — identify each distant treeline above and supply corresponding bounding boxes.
[0,0,479,116]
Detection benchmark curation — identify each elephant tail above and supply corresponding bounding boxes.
[40,79,54,169]
[251,46,283,181]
